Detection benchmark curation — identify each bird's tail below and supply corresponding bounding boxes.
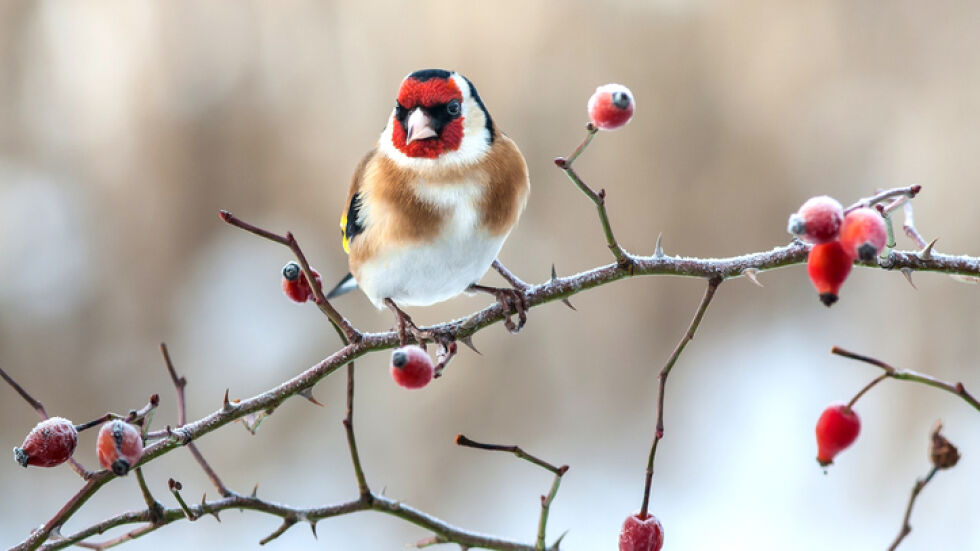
[326,272,358,299]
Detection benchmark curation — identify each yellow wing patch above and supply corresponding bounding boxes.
[340,213,350,254]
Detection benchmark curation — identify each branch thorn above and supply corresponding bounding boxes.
[551,264,576,311]
[654,233,664,258]
[741,268,763,288]
[918,238,938,260]
[901,268,917,289]
[298,387,324,407]
[459,335,481,355]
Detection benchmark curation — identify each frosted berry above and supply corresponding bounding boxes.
[281,261,322,303]
[97,420,144,476]
[807,240,853,307]
[588,84,635,130]
[787,196,844,244]
[390,345,434,389]
[839,207,887,261]
[815,403,860,466]
[619,511,664,551]
[13,417,78,468]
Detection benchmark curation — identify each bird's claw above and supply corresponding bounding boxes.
[471,284,529,333]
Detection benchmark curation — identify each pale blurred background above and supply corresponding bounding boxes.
[1,1,979,550]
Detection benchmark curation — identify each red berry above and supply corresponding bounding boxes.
[588,84,635,130]
[787,196,844,244]
[815,403,861,466]
[281,262,322,303]
[839,207,887,261]
[97,420,144,476]
[390,345,434,389]
[807,241,853,307]
[619,512,664,551]
[13,417,78,468]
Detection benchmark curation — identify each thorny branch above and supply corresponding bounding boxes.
[639,277,721,519]
[6,120,980,550]
[455,435,568,550]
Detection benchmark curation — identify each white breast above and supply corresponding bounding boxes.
[356,181,507,309]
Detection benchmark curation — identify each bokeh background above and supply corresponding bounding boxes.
[2,1,979,550]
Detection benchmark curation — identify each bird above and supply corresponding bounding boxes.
[327,69,531,346]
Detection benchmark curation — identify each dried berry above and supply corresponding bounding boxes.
[97,420,144,476]
[13,417,78,468]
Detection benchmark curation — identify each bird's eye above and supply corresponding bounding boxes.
[446,99,461,117]
[395,103,408,119]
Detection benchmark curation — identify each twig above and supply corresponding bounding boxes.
[72,395,161,433]
[168,479,197,521]
[902,201,929,249]
[74,524,157,550]
[35,492,540,551]
[886,466,939,551]
[640,277,722,519]
[845,185,921,213]
[160,343,230,497]
[454,435,567,550]
[536,472,565,551]
[344,362,370,500]
[218,210,360,343]
[0,365,48,418]
[133,468,165,524]
[554,125,631,269]
[847,373,890,409]
[455,435,566,476]
[831,347,980,412]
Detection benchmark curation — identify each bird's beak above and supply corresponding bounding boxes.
[405,108,438,144]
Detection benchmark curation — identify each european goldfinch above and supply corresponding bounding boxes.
[328,69,531,343]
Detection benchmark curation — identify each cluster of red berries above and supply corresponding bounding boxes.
[13,417,144,476]
[788,196,888,306]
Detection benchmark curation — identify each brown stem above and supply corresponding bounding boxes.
[832,347,980,412]
[901,201,930,249]
[847,373,890,410]
[887,466,939,551]
[845,184,921,213]
[36,492,540,551]
[455,434,567,477]
[344,362,370,499]
[0,365,48,418]
[555,126,631,269]
[133,468,165,524]
[218,210,360,343]
[640,277,722,518]
[160,342,230,497]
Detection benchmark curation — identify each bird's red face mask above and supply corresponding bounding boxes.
[391,76,465,159]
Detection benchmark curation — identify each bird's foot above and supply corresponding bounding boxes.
[468,283,529,333]
[384,298,427,347]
